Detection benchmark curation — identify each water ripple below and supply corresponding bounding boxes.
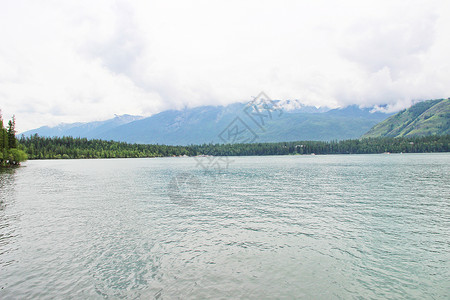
[0,154,449,299]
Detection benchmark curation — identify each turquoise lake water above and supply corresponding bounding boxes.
[0,154,449,299]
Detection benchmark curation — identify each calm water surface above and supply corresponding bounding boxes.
[0,154,449,299]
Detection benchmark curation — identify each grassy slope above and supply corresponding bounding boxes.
[362,98,450,138]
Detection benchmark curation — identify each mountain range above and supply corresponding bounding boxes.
[21,101,392,145]
[23,114,144,140]
[362,98,450,138]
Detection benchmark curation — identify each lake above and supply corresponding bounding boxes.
[0,154,449,299]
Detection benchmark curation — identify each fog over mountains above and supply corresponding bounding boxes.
[21,101,391,145]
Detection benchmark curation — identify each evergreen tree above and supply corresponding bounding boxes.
[0,111,27,167]
[0,110,5,151]
[7,115,17,148]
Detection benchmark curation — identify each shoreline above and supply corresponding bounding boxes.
[19,151,450,161]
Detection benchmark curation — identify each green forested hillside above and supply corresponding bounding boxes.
[363,98,450,138]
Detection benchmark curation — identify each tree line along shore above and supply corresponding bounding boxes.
[18,134,449,160]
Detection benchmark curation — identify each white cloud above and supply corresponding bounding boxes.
[0,0,449,132]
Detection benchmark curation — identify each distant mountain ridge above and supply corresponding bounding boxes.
[362,98,450,138]
[22,102,392,145]
[23,114,144,139]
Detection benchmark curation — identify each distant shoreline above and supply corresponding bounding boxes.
[23,151,450,160]
[17,134,450,161]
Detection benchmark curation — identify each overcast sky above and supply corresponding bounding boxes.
[1,0,449,132]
